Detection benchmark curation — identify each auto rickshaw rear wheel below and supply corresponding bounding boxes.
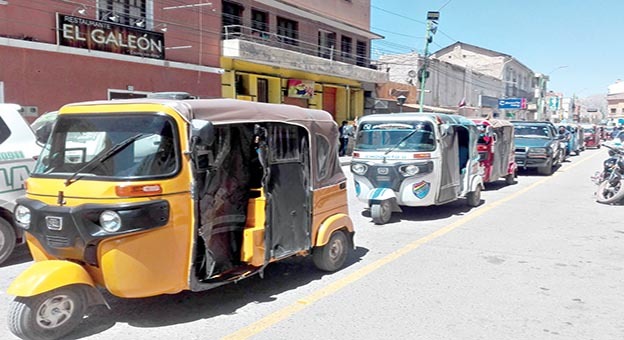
[504,172,516,185]
[466,185,482,207]
[313,230,348,272]
[371,200,392,225]
[8,286,87,340]
[0,217,17,265]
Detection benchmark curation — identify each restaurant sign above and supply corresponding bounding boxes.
[56,14,165,59]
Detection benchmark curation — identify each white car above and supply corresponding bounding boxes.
[0,104,42,264]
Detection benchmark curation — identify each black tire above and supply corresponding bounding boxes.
[0,217,17,265]
[537,159,553,175]
[466,185,481,207]
[597,144,601,149]
[313,230,349,272]
[371,201,392,225]
[505,172,515,185]
[8,286,87,340]
[596,179,624,204]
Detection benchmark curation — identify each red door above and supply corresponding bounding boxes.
[323,87,336,119]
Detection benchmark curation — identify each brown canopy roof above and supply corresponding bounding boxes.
[63,98,344,188]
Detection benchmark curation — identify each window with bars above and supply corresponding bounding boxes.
[251,9,268,33]
[341,35,352,61]
[318,30,336,59]
[277,17,298,45]
[222,1,243,38]
[356,40,367,66]
[98,0,145,27]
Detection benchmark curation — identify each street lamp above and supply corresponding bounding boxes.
[397,95,406,113]
[419,11,439,113]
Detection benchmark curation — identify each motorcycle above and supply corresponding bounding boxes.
[592,144,624,204]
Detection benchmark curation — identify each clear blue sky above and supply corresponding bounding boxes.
[370,0,622,98]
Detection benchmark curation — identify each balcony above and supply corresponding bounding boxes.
[221,25,388,84]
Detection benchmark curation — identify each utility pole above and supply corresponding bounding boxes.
[419,11,439,113]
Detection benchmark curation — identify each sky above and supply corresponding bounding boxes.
[370,0,624,98]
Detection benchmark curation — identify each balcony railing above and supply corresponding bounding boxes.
[223,25,370,68]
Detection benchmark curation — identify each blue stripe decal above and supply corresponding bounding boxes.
[371,188,385,199]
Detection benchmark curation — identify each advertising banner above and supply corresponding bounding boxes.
[287,79,315,98]
[57,14,165,59]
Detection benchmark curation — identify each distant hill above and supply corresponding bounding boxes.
[579,93,607,113]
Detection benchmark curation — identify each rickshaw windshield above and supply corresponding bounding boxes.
[355,121,435,152]
[583,127,595,133]
[33,113,179,179]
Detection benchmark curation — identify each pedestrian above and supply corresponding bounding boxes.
[339,120,349,156]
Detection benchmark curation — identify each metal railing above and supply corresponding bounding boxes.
[222,25,371,68]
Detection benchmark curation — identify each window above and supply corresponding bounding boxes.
[341,35,352,61]
[0,117,11,145]
[318,30,336,59]
[611,108,617,114]
[356,40,367,66]
[98,0,145,27]
[222,1,244,38]
[316,134,330,180]
[269,125,300,163]
[277,17,298,45]
[251,9,268,33]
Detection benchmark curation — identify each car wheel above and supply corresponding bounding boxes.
[8,286,87,340]
[313,230,349,272]
[537,159,553,175]
[0,217,17,265]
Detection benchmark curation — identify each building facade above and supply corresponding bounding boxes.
[1,0,386,123]
[607,80,624,123]
[0,0,225,119]
[219,0,387,123]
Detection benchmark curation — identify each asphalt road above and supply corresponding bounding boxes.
[1,147,622,340]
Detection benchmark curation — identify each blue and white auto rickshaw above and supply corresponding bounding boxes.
[351,113,484,224]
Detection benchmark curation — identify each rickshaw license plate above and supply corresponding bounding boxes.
[45,216,63,230]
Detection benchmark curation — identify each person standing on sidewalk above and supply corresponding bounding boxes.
[339,120,349,156]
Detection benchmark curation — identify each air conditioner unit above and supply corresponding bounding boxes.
[22,106,39,117]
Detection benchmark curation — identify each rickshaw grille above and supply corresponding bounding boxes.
[46,235,72,248]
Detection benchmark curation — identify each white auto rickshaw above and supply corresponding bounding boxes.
[351,113,484,224]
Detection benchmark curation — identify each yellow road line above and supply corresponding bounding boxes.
[222,151,601,340]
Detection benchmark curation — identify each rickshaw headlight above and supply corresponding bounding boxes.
[100,210,122,232]
[351,163,368,175]
[400,164,420,176]
[14,205,31,228]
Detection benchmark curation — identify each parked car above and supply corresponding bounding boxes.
[511,121,563,175]
[0,104,42,264]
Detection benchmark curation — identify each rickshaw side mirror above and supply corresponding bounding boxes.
[440,124,451,138]
[191,119,215,146]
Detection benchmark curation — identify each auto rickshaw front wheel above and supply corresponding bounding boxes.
[8,286,87,340]
[313,230,349,272]
[371,200,392,225]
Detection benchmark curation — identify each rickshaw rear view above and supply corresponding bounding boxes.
[7,99,354,340]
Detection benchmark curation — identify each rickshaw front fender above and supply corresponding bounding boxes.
[470,176,484,192]
[315,213,354,248]
[367,188,402,212]
[8,260,96,297]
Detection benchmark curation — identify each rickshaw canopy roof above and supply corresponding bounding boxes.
[61,98,344,189]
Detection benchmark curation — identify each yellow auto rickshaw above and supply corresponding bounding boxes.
[7,98,354,340]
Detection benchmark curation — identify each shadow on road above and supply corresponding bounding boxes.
[359,200,475,224]
[65,246,370,339]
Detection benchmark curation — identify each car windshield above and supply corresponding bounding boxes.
[355,121,436,152]
[33,113,178,179]
[513,125,551,138]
